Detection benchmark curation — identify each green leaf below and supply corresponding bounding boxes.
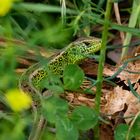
[42,130,56,140]
[42,96,68,123]
[131,115,140,138]
[63,64,84,90]
[114,124,130,140]
[13,3,76,14]
[56,116,79,140]
[0,116,27,140]
[70,106,98,130]
[47,85,64,94]
[40,74,64,94]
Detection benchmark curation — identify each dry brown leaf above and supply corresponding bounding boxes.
[117,60,140,84]
[102,84,140,123]
[103,65,116,77]
[134,83,140,93]
[124,83,140,123]
[64,92,95,107]
[103,56,140,85]
[102,86,130,115]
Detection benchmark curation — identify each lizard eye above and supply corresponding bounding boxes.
[84,42,90,46]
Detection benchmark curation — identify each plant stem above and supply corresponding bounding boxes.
[121,0,140,60]
[28,112,46,140]
[94,0,112,139]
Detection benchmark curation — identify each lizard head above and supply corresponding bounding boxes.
[73,37,102,54]
[65,37,102,63]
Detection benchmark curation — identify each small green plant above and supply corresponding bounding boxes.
[42,64,98,140]
[115,113,140,140]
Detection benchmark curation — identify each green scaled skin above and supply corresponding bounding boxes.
[20,37,101,94]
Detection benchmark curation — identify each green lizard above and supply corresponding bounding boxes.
[19,37,101,95]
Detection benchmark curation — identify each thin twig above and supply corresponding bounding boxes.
[114,2,125,43]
